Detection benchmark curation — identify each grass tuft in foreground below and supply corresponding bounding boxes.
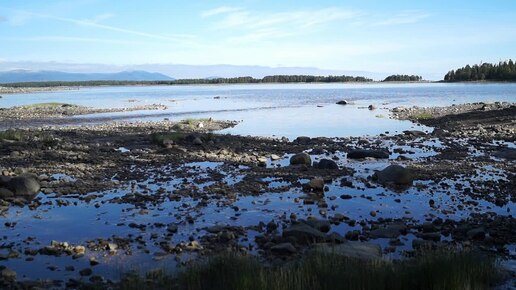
[150,132,185,145]
[409,112,434,120]
[17,102,78,109]
[0,129,25,141]
[82,250,502,290]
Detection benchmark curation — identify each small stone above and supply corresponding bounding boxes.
[308,178,325,192]
[1,267,16,281]
[192,137,203,146]
[79,268,92,276]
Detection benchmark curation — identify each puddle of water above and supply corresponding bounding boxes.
[1,157,514,282]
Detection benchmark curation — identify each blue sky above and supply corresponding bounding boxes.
[1,0,515,78]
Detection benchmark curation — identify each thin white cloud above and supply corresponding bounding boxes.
[82,12,115,24]
[3,36,146,45]
[201,6,242,18]
[216,7,359,29]
[3,8,195,43]
[209,7,360,43]
[372,10,429,26]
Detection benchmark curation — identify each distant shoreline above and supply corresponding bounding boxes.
[2,80,515,95]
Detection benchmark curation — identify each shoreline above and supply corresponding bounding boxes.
[0,101,514,287]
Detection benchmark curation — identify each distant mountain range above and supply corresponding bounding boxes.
[0,61,399,81]
[0,70,173,83]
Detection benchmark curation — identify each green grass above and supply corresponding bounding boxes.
[151,132,185,145]
[0,130,25,141]
[409,112,434,120]
[183,118,211,126]
[81,250,501,290]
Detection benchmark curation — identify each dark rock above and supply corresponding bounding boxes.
[347,149,389,159]
[282,223,325,244]
[306,218,331,233]
[313,242,382,260]
[467,228,485,240]
[290,153,311,166]
[294,136,311,143]
[336,100,349,105]
[493,149,516,160]
[326,232,346,243]
[368,105,376,110]
[192,137,203,146]
[369,224,406,238]
[0,188,14,199]
[373,165,413,186]
[1,267,16,281]
[270,243,297,254]
[7,175,40,197]
[0,176,11,186]
[308,178,325,192]
[79,268,93,276]
[403,130,427,137]
[314,159,339,170]
[420,232,441,241]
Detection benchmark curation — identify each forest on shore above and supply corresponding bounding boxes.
[0,75,372,87]
[444,59,516,82]
[383,75,423,82]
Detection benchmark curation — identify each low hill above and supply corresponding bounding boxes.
[0,70,173,83]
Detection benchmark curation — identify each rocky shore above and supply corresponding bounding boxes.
[0,103,514,289]
[0,86,74,95]
[0,102,168,120]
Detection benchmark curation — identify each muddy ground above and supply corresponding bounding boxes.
[0,102,514,289]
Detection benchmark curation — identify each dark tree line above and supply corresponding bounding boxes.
[1,75,372,87]
[383,75,423,82]
[444,60,516,82]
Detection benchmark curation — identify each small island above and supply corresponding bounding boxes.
[382,75,423,82]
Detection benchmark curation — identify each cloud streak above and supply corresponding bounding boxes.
[203,7,361,42]
[3,35,147,45]
[371,10,430,26]
[3,8,195,43]
[200,6,242,18]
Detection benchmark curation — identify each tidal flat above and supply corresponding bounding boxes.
[0,83,514,289]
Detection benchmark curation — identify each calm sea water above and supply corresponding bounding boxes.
[2,83,515,138]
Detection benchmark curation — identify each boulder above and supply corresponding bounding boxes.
[7,175,41,197]
[493,149,516,160]
[314,159,338,170]
[1,267,16,281]
[403,130,427,137]
[306,218,331,233]
[0,188,15,199]
[282,223,325,244]
[290,153,311,166]
[373,165,413,186]
[0,175,11,186]
[336,100,349,105]
[467,228,486,240]
[271,243,297,254]
[308,178,325,192]
[368,105,376,110]
[369,224,407,238]
[347,149,389,159]
[294,136,311,143]
[313,242,382,260]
